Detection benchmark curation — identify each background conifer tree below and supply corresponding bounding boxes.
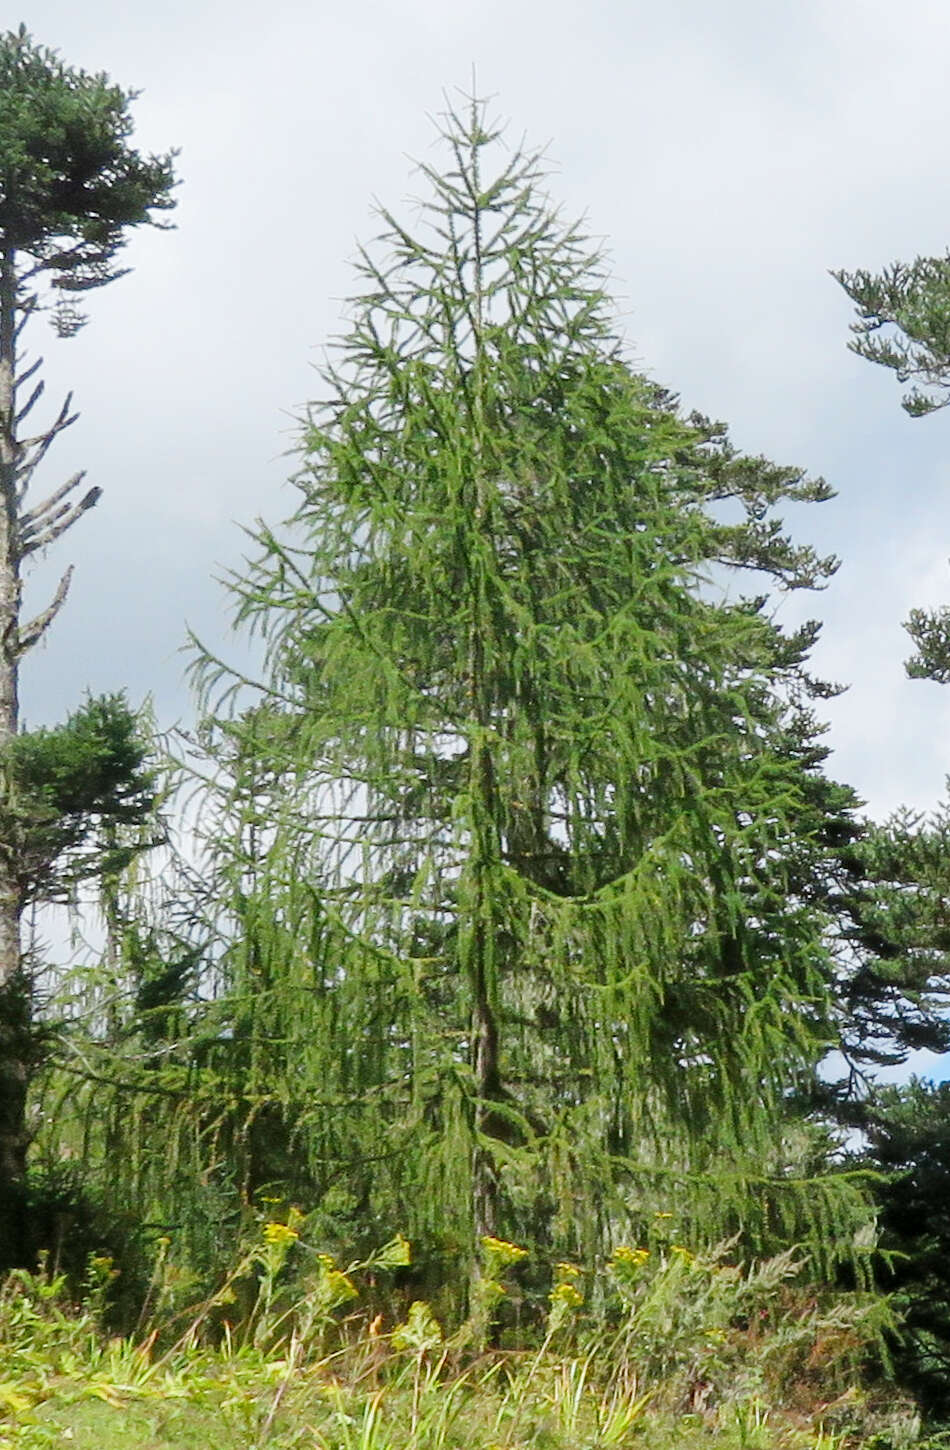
[0,25,175,1229]
[858,1077,950,1422]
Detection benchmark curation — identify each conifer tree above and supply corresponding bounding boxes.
[195,98,870,1289]
[0,26,175,1211]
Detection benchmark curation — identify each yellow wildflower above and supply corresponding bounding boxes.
[481,1236,528,1266]
[609,1246,650,1285]
[555,1261,581,1280]
[611,1245,649,1267]
[549,1281,584,1309]
[262,1221,299,1247]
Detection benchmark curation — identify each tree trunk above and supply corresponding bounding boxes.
[466,189,503,1252]
[471,843,500,1244]
[0,246,22,777]
[0,246,29,1253]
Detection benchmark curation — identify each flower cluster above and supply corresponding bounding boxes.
[545,1260,585,1332]
[480,1236,529,1268]
[262,1221,300,1248]
[609,1245,650,1287]
[611,1246,649,1267]
[549,1281,584,1310]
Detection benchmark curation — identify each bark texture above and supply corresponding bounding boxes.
[0,246,99,1249]
[0,248,27,1254]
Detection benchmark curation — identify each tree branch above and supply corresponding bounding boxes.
[20,470,87,533]
[17,565,73,655]
[20,484,100,557]
[15,394,78,502]
[15,356,42,389]
[14,379,43,427]
[12,292,38,336]
[17,390,75,451]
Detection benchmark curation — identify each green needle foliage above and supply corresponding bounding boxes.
[835,251,950,420]
[833,806,950,1082]
[186,97,871,1295]
[861,1077,950,1423]
[835,249,950,681]
[0,23,176,324]
[2,693,159,908]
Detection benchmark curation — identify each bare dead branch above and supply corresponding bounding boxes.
[15,394,78,502]
[15,357,42,388]
[21,484,100,556]
[17,565,73,655]
[15,380,43,426]
[20,470,87,531]
[17,390,75,450]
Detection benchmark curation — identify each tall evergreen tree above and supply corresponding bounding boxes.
[194,98,871,1291]
[0,26,175,1210]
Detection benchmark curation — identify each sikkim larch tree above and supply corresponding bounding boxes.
[195,98,871,1295]
[0,26,175,1220]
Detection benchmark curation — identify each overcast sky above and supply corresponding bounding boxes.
[14,1,950,1071]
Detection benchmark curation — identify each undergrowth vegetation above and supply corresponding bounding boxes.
[0,1215,921,1450]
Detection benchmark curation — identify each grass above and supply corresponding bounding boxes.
[0,1227,926,1449]
[1,1344,897,1450]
